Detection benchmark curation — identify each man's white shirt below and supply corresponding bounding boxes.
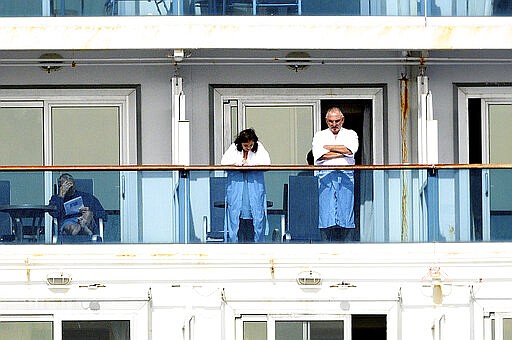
[312,127,359,166]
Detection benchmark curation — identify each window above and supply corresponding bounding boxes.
[485,312,512,340]
[0,320,52,340]
[0,298,148,339]
[62,320,130,340]
[275,320,344,340]
[0,103,43,166]
[237,315,351,340]
[0,319,130,340]
[237,314,387,340]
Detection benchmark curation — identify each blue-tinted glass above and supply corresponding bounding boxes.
[0,0,43,16]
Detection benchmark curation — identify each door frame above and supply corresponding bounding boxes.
[456,85,512,164]
[212,85,385,242]
[457,85,512,241]
[212,86,385,165]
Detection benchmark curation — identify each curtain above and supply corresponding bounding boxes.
[359,104,375,242]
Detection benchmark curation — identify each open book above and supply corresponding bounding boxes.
[64,196,84,216]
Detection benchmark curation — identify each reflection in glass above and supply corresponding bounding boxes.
[62,320,130,340]
[275,320,344,340]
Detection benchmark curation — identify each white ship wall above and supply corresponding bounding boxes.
[1,14,512,340]
[1,243,511,339]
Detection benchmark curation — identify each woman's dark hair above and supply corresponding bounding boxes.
[234,128,259,152]
[306,150,314,165]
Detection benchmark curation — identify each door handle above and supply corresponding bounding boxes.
[485,172,489,197]
[121,175,126,200]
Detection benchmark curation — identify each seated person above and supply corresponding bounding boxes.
[49,173,107,236]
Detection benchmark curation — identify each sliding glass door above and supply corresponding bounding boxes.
[0,88,138,243]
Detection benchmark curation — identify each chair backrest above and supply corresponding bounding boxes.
[0,181,10,205]
[53,178,93,196]
[0,181,11,237]
[288,175,320,242]
[209,177,227,234]
[74,178,94,195]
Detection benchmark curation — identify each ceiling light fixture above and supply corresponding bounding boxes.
[285,51,311,72]
[422,266,450,306]
[46,272,72,286]
[297,270,321,286]
[39,53,64,73]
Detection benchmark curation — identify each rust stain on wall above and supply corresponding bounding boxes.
[400,75,409,241]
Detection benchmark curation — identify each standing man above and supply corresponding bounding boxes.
[312,107,359,242]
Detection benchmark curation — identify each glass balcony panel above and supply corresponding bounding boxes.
[0,172,46,243]
[53,171,121,243]
[50,0,109,16]
[302,0,362,16]
[1,0,511,16]
[0,1,44,16]
[0,166,509,244]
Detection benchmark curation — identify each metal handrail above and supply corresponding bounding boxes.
[0,164,511,171]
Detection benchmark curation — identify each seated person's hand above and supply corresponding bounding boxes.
[62,224,82,236]
[59,179,74,197]
[62,207,94,236]
[77,207,94,235]
[78,207,93,224]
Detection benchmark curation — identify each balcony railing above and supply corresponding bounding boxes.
[2,0,511,17]
[0,164,510,245]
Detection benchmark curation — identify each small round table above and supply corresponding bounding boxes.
[0,204,56,243]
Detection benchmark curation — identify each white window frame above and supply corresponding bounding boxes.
[212,86,386,242]
[0,88,137,166]
[484,312,512,340]
[0,307,146,340]
[456,86,512,164]
[212,86,385,165]
[480,100,512,241]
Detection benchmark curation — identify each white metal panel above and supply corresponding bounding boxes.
[3,16,512,50]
